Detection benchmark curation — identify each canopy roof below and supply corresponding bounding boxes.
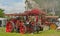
[45,16,59,18]
[25,8,46,16]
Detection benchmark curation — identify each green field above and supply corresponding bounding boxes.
[0,27,60,36]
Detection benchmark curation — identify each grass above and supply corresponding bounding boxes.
[0,27,60,36]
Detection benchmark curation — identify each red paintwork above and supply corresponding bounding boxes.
[6,21,13,32]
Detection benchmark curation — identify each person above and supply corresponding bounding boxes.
[29,20,35,33]
[16,20,20,33]
[56,18,60,27]
[56,19,60,30]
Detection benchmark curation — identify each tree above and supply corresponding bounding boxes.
[0,9,4,18]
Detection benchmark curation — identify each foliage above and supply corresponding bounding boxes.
[34,0,60,16]
[0,9,4,18]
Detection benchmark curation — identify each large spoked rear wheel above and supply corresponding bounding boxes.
[6,22,14,32]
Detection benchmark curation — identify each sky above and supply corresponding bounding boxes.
[0,0,25,14]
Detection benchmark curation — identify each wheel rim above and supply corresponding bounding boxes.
[50,24,57,30]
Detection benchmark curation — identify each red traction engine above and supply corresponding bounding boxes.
[6,8,46,33]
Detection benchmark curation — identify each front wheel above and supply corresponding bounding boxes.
[50,23,57,30]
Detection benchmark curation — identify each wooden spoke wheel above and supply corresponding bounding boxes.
[6,22,14,32]
[19,25,26,34]
[50,23,57,30]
